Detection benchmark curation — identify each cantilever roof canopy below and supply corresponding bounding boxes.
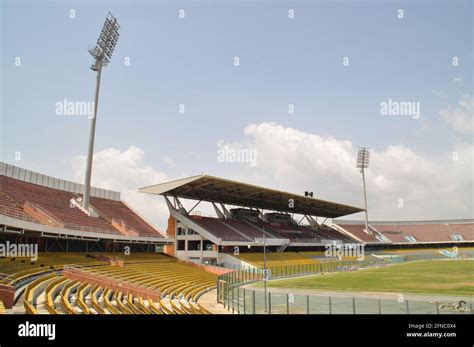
[139,174,364,218]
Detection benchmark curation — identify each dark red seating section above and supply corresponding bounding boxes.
[270,223,354,242]
[335,224,382,243]
[0,175,118,234]
[90,197,161,237]
[0,182,37,222]
[315,225,354,242]
[338,222,474,243]
[0,175,162,237]
[449,224,474,240]
[376,223,474,243]
[273,224,321,240]
[191,215,355,243]
[191,216,249,241]
[220,219,270,239]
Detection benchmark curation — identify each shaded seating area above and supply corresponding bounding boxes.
[220,219,273,239]
[191,215,356,243]
[191,216,249,241]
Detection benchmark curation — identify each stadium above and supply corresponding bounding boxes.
[1,1,473,345]
[0,161,472,315]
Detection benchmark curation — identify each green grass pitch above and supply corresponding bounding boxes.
[264,260,474,297]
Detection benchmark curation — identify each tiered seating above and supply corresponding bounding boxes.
[272,224,315,239]
[448,224,474,240]
[240,219,283,239]
[0,253,105,283]
[376,223,474,243]
[337,222,474,244]
[14,254,215,315]
[335,224,385,243]
[0,187,37,222]
[220,219,273,239]
[313,225,354,242]
[376,229,406,243]
[254,222,353,243]
[191,215,354,243]
[0,175,165,237]
[90,197,161,237]
[0,175,118,234]
[86,261,216,306]
[191,216,249,241]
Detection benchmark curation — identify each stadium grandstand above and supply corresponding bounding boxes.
[1,252,218,314]
[333,220,474,246]
[139,174,365,265]
[139,174,474,266]
[1,162,473,315]
[0,162,171,252]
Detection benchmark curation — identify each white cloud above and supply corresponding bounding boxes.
[70,146,170,231]
[440,95,473,135]
[226,122,473,221]
[69,100,473,229]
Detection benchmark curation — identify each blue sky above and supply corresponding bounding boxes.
[1,0,472,224]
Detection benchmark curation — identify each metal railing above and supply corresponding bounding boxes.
[0,205,39,224]
[217,251,474,314]
[226,288,473,315]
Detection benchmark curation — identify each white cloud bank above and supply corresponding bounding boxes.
[231,121,473,221]
[70,97,473,227]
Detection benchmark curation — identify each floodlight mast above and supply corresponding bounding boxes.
[83,12,120,212]
[356,147,370,234]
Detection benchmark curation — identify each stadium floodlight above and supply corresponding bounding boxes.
[83,12,120,212]
[356,147,371,234]
[88,12,120,71]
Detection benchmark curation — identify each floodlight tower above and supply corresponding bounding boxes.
[83,12,120,211]
[356,147,370,234]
